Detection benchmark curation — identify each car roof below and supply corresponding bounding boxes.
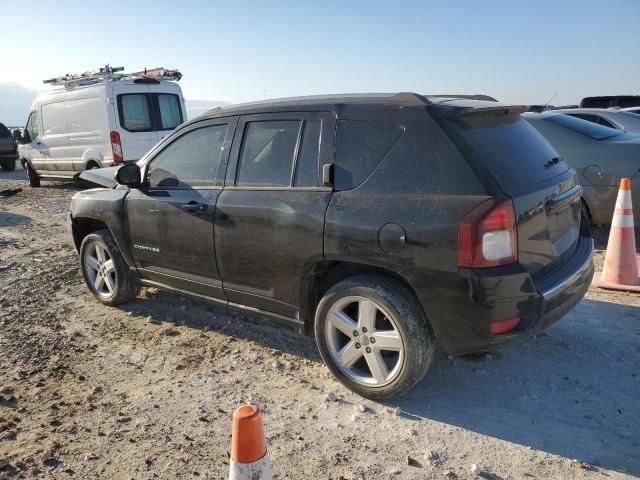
[200,92,499,118]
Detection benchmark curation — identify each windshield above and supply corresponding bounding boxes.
[545,114,623,140]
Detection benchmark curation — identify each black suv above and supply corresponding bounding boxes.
[69,93,594,399]
[0,123,18,171]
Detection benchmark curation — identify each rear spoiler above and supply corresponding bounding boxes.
[428,94,498,102]
[429,103,529,119]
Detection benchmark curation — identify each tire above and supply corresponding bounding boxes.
[314,274,434,399]
[25,162,40,187]
[79,229,139,306]
[581,199,591,228]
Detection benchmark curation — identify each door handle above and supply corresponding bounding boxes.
[181,202,208,214]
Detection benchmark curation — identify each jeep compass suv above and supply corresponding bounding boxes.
[69,93,593,399]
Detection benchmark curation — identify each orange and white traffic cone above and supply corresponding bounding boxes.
[229,405,272,480]
[592,178,640,292]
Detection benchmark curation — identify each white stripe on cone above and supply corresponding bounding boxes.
[230,457,272,480]
[612,215,635,229]
[615,189,633,210]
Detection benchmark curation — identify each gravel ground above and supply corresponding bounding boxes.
[1,164,639,480]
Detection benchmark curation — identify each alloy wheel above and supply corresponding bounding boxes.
[324,295,404,387]
[83,242,117,298]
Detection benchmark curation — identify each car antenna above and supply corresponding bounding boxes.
[543,92,558,110]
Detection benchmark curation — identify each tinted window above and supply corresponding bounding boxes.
[545,114,623,140]
[237,120,300,187]
[435,112,568,191]
[597,117,616,129]
[294,120,321,187]
[158,94,182,130]
[147,124,228,188]
[568,113,599,125]
[334,120,403,190]
[26,111,40,140]
[0,123,11,138]
[120,94,152,131]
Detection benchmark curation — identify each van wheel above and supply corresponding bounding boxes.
[25,163,40,187]
[314,274,434,399]
[80,229,139,306]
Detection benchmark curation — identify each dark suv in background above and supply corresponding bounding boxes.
[69,93,593,398]
[0,123,17,171]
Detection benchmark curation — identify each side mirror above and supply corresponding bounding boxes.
[115,163,141,187]
[13,129,25,144]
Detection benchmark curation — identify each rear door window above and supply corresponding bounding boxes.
[334,120,403,190]
[118,93,183,132]
[294,120,321,187]
[236,120,300,187]
[434,111,568,192]
[544,114,622,140]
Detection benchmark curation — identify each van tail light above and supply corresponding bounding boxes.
[110,131,123,163]
[458,197,518,268]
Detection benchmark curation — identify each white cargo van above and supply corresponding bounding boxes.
[17,66,186,187]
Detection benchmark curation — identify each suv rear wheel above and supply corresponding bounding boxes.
[315,274,434,399]
[80,229,139,306]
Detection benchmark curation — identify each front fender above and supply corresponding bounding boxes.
[70,188,135,266]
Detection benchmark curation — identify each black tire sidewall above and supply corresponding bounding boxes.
[314,275,434,399]
[79,229,136,306]
[26,163,39,187]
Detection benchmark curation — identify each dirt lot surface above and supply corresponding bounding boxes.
[1,166,639,480]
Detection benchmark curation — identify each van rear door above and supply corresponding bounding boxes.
[111,83,158,162]
[430,102,583,278]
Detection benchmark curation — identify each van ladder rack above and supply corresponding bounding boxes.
[43,64,182,86]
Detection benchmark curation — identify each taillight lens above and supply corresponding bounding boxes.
[490,317,520,335]
[458,197,518,268]
[110,131,123,163]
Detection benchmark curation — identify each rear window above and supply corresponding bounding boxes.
[117,93,183,132]
[0,123,10,138]
[545,114,623,140]
[434,111,568,191]
[334,120,403,190]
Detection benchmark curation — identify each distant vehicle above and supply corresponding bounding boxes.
[15,65,186,187]
[0,123,17,171]
[523,111,640,224]
[552,108,640,133]
[620,106,640,115]
[580,95,640,109]
[69,93,592,399]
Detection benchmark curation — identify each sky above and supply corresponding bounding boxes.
[1,0,639,125]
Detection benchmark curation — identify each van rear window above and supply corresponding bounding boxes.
[434,111,569,192]
[117,93,183,132]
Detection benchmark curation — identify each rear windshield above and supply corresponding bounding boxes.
[0,123,11,138]
[545,114,623,140]
[434,110,568,191]
[117,93,183,132]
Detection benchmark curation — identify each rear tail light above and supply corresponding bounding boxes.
[458,197,518,268]
[110,131,123,163]
[490,317,520,335]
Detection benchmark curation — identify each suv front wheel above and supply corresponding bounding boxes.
[80,229,139,306]
[315,274,434,399]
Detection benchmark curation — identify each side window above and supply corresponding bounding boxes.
[118,94,153,132]
[25,111,40,141]
[236,120,300,187]
[146,124,228,188]
[569,113,599,125]
[157,94,183,130]
[294,120,322,187]
[334,120,403,190]
[597,117,616,129]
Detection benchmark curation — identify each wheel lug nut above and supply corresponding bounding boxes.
[370,338,376,344]
[362,327,368,333]
[355,343,361,349]
[366,347,372,353]
[353,330,359,337]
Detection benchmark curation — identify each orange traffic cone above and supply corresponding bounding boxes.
[592,178,640,292]
[229,405,271,480]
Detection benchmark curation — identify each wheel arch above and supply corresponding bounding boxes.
[70,217,110,251]
[300,260,433,336]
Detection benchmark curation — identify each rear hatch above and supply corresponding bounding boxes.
[430,100,583,278]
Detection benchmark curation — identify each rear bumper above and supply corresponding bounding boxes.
[427,235,594,355]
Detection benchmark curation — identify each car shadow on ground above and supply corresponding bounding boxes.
[125,291,639,476]
[0,211,32,227]
[397,298,640,476]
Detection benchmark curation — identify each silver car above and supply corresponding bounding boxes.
[523,112,640,225]
[552,108,640,133]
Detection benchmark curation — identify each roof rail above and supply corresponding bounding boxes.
[43,64,182,87]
